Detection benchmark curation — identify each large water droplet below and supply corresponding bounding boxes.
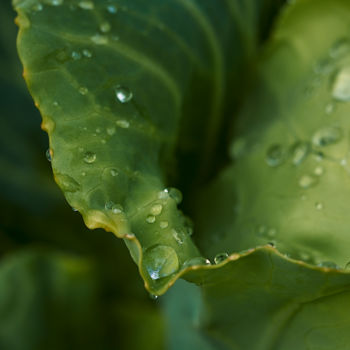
[312,127,341,147]
[55,174,80,193]
[332,66,350,101]
[299,175,318,189]
[78,1,94,10]
[183,257,211,268]
[143,245,179,280]
[167,187,183,204]
[83,151,96,164]
[115,86,133,103]
[265,144,286,167]
[150,204,163,216]
[291,141,309,165]
[214,253,228,264]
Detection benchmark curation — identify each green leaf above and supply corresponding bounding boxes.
[164,248,350,350]
[13,0,283,294]
[195,0,350,268]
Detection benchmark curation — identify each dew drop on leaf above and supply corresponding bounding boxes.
[318,261,339,269]
[214,252,229,264]
[183,257,211,268]
[82,49,92,58]
[167,187,183,204]
[315,202,324,210]
[83,151,96,164]
[143,245,179,280]
[55,174,80,193]
[291,141,309,165]
[332,66,350,101]
[46,148,52,162]
[100,21,111,33]
[110,169,118,176]
[91,34,108,45]
[150,204,163,216]
[146,215,156,224]
[107,4,117,13]
[265,144,286,167]
[71,51,81,60]
[159,221,168,229]
[107,126,116,135]
[116,120,130,129]
[79,87,88,95]
[312,126,341,147]
[314,166,324,176]
[78,1,94,10]
[115,86,133,103]
[299,175,318,189]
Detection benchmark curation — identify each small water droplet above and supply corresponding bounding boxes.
[256,225,267,236]
[143,245,179,280]
[265,144,286,167]
[315,202,323,210]
[83,151,96,164]
[115,86,133,103]
[146,215,156,224]
[330,38,350,59]
[101,139,106,144]
[112,204,123,214]
[158,189,169,200]
[172,229,184,244]
[267,228,277,237]
[78,1,94,10]
[81,171,86,176]
[116,120,130,128]
[325,102,335,115]
[79,86,88,95]
[214,252,228,264]
[107,4,117,13]
[110,169,118,177]
[318,261,339,269]
[314,166,324,176]
[150,204,163,216]
[72,207,78,212]
[291,141,309,166]
[53,101,59,107]
[100,21,111,33]
[82,49,92,58]
[159,221,168,229]
[149,293,158,300]
[312,127,341,147]
[183,257,211,268]
[55,174,80,193]
[299,175,318,189]
[46,148,52,162]
[267,242,276,248]
[107,126,116,136]
[332,66,350,101]
[71,51,81,60]
[167,187,182,204]
[91,34,108,45]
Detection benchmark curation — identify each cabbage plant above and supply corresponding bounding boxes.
[3,0,350,348]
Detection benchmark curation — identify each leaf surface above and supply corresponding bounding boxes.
[13,0,283,294]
